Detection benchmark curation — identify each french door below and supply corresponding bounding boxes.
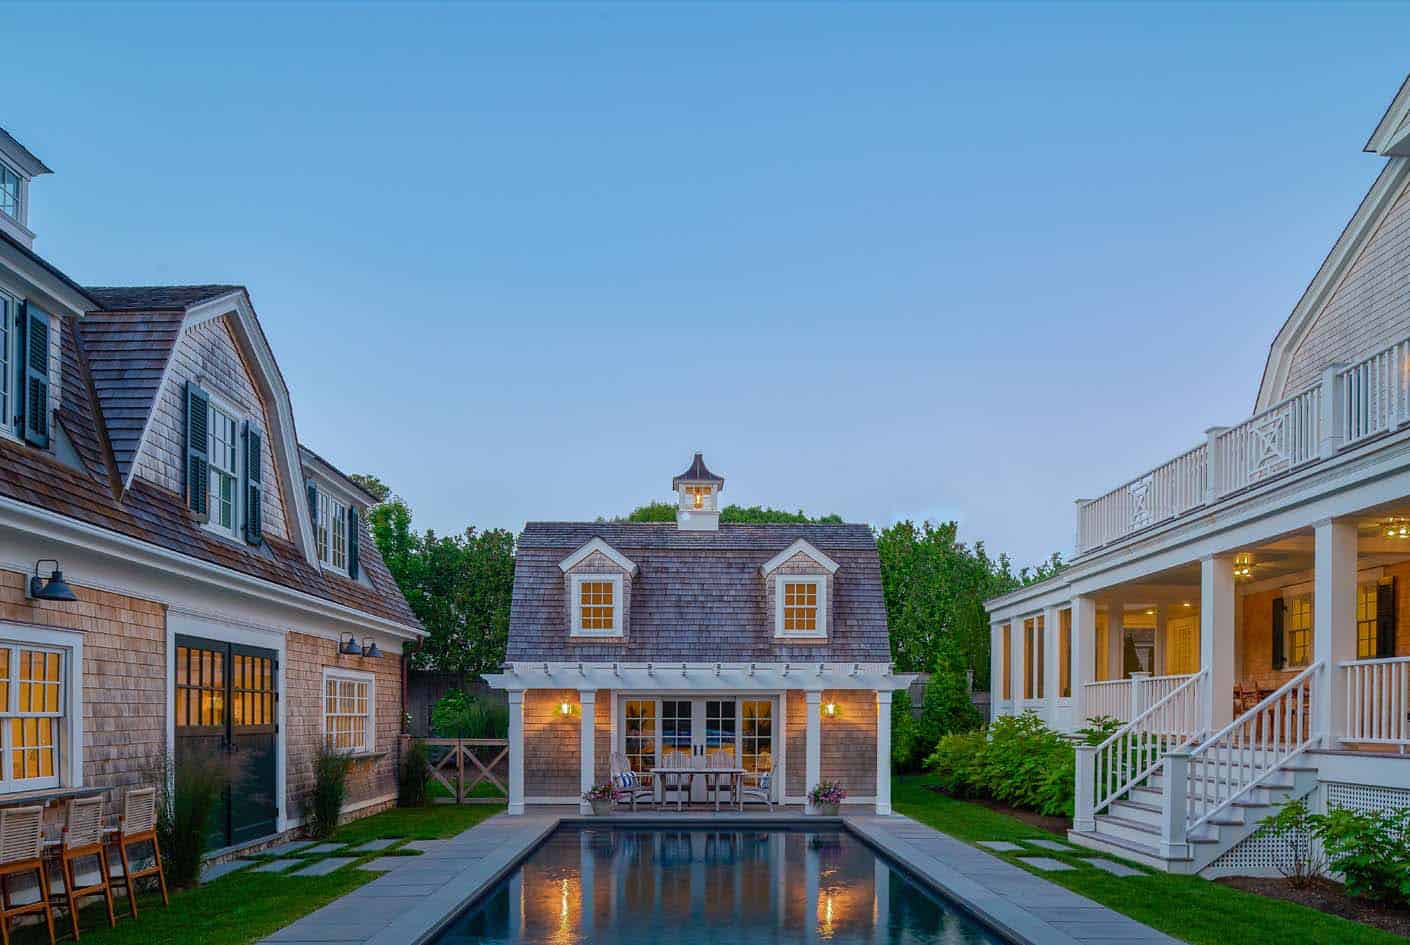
[174,635,279,849]
[621,696,775,802]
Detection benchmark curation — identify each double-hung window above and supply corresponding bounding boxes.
[0,644,65,791]
[1286,595,1313,668]
[0,163,19,221]
[570,574,622,636]
[206,400,240,539]
[775,576,827,638]
[0,291,12,434]
[323,669,374,753]
[316,490,348,572]
[1357,583,1378,659]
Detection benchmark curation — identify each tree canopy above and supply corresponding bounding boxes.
[615,501,843,524]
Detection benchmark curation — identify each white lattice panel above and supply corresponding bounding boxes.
[1203,781,1410,879]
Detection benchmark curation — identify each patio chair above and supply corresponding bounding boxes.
[0,804,55,945]
[740,752,774,812]
[610,752,656,811]
[49,795,116,941]
[105,787,168,919]
[662,752,692,811]
[705,748,737,808]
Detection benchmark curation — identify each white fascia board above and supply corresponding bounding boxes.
[759,539,839,576]
[0,492,422,641]
[558,537,638,576]
[300,448,379,508]
[1366,76,1410,154]
[484,662,914,694]
[0,244,94,317]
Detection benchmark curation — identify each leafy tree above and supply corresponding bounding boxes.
[350,473,391,503]
[617,501,843,524]
[364,486,515,677]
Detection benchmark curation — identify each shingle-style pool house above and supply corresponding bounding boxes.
[484,454,918,816]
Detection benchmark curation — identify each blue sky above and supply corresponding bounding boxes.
[9,3,1410,568]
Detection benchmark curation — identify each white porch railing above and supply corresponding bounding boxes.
[1175,662,1322,845]
[1342,339,1410,444]
[1080,672,1197,725]
[1076,333,1410,553]
[1341,656,1410,749]
[1080,670,1205,821]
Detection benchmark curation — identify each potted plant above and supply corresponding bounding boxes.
[808,780,846,816]
[582,782,621,816]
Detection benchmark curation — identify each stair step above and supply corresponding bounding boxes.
[1067,829,1190,871]
[1094,814,1160,846]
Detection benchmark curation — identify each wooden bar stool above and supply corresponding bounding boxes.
[0,804,55,945]
[49,796,116,940]
[104,788,168,919]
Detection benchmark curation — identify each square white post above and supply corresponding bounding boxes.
[1129,671,1151,719]
[1105,597,1125,680]
[1010,619,1025,712]
[1153,604,1167,676]
[1073,744,1096,832]
[1160,750,1190,859]
[805,690,822,812]
[578,689,596,814]
[990,621,1006,715]
[1071,597,1096,725]
[1314,519,1357,745]
[1043,606,1061,723]
[875,691,892,815]
[1201,555,1236,732]
[507,691,525,815]
[1319,364,1349,458]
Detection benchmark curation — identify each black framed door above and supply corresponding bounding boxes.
[174,635,278,849]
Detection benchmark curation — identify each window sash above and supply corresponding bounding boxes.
[0,293,11,427]
[781,581,819,633]
[323,675,371,752]
[0,165,18,218]
[1287,596,1313,667]
[1356,583,1379,660]
[207,404,240,535]
[317,492,348,570]
[0,644,65,791]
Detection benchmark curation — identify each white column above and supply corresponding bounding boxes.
[990,621,1006,715]
[1153,604,1167,676]
[805,690,821,812]
[578,689,596,814]
[507,690,525,815]
[875,691,892,815]
[1106,597,1125,680]
[1071,597,1096,725]
[1201,555,1236,732]
[1043,605,1061,719]
[1315,519,1358,745]
[1010,619,1025,710]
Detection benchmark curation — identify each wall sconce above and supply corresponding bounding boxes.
[339,635,382,658]
[822,701,837,719]
[27,560,77,603]
[559,701,575,718]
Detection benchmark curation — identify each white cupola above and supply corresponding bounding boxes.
[672,452,724,531]
[0,127,52,249]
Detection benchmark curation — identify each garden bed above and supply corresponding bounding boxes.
[1216,876,1410,939]
[924,783,1070,836]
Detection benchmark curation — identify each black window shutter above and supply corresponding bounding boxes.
[242,422,263,545]
[1377,578,1397,659]
[1271,597,1286,671]
[347,506,360,580]
[307,481,319,531]
[184,381,210,519]
[19,303,50,448]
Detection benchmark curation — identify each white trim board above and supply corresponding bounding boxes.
[559,538,638,576]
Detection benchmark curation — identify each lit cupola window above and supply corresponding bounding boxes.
[672,452,725,531]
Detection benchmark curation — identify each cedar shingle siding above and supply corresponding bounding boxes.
[508,523,889,662]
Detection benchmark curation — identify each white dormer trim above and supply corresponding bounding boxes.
[558,537,639,576]
[122,289,320,566]
[759,539,839,576]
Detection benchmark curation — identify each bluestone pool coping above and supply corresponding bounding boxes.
[258,808,1181,945]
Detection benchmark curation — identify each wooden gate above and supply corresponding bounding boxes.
[405,737,508,804]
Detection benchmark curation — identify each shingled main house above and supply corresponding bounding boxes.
[0,127,420,849]
[485,455,915,815]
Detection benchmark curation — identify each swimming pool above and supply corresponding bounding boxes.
[428,825,1008,944]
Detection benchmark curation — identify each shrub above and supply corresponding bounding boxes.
[148,749,234,888]
[890,698,924,773]
[925,729,986,797]
[915,666,982,758]
[924,712,1088,818]
[399,738,430,808]
[432,689,509,740]
[1254,798,1324,887]
[808,780,847,807]
[1310,805,1410,904]
[307,742,354,839]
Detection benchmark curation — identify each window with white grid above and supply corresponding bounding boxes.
[775,575,827,637]
[1287,595,1312,667]
[323,670,373,753]
[0,645,65,791]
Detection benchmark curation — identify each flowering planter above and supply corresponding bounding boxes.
[590,799,614,816]
[812,802,840,817]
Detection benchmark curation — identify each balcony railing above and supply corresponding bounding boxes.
[1341,656,1410,750]
[1080,672,1197,726]
[1076,335,1410,554]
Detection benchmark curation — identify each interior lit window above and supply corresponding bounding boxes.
[579,580,615,631]
[1357,584,1379,659]
[324,673,372,753]
[684,485,712,510]
[782,582,818,633]
[0,646,64,791]
[1287,595,1312,667]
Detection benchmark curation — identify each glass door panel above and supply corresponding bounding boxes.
[623,700,656,776]
[704,700,737,762]
[740,700,773,774]
[660,700,692,761]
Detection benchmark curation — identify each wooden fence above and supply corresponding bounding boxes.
[404,736,509,804]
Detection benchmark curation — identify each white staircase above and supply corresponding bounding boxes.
[1070,662,1324,875]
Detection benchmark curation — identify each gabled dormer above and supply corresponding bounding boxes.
[559,537,637,639]
[672,452,724,531]
[761,538,839,641]
[0,127,50,250]
[301,446,374,581]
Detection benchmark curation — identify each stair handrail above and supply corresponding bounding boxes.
[1088,668,1206,818]
[1183,660,1322,837]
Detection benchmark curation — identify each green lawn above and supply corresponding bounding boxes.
[14,802,505,945]
[892,776,1402,945]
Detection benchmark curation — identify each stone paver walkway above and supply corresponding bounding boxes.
[259,813,558,945]
[1015,856,1074,871]
[848,816,1182,945]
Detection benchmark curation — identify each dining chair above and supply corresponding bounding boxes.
[105,788,168,919]
[663,752,691,811]
[0,804,55,945]
[705,748,736,807]
[49,795,116,941]
[740,752,774,812]
[610,752,655,811]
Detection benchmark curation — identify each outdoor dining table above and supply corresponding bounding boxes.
[649,765,746,811]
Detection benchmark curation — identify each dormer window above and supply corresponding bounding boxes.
[205,399,241,540]
[571,574,623,636]
[0,163,18,220]
[761,539,838,640]
[316,490,349,573]
[782,580,819,633]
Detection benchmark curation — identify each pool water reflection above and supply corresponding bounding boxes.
[430,827,1007,945]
